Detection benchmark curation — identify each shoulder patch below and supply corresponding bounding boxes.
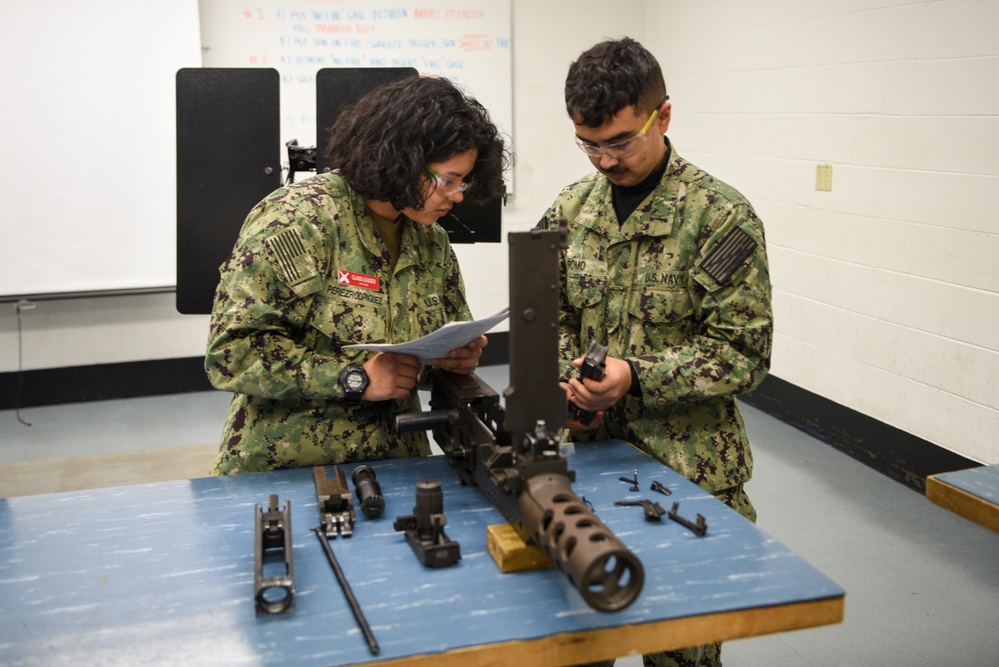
[264,228,318,286]
[700,226,757,285]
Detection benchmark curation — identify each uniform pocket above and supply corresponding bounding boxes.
[310,296,387,347]
[409,292,448,338]
[566,271,605,310]
[629,286,694,348]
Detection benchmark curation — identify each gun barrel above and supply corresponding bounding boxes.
[396,410,455,434]
[518,472,644,612]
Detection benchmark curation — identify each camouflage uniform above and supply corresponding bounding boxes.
[540,144,772,667]
[205,173,471,475]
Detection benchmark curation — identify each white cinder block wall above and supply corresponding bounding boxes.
[646,0,999,464]
[3,0,995,467]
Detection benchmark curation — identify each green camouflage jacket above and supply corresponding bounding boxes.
[539,145,773,493]
[205,173,471,475]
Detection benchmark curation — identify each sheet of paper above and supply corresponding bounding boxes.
[344,307,510,364]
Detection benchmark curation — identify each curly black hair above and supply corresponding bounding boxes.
[323,76,510,210]
[565,37,667,128]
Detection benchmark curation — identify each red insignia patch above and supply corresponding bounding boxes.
[337,270,380,291]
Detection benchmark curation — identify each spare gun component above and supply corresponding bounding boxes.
[619,469,640,492]
[396,229,643,613]
[615,499,667,522]
[254,495,296,616]
[311,528,379,655]
[667,502,709,536]
[393,480,461,568]
[284,138,316,184]
[650,480,672,496]
[351,465,385,519]
[314,465,355,537]
[567,340,608,426]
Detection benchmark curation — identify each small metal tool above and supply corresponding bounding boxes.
[667,501,708,536]
[619,469,640,492]
[615,499,667,522]
[650,480,672,496]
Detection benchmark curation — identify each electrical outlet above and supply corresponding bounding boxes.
[815,163,833,192]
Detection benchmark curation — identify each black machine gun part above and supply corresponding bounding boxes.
[393,479,461,568]
[619,469,640,492]
[254,495,295,616]
[395,229,643,613]
[615,499,667,522]
[568,340,607,426]
[284,138,316,184]
[351,465,385,519]
[311,528,379,655]
[314,466,356,537]
[667,501,709,536]
[650,480,672,496]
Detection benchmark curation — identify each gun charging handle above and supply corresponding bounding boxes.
[351,465,385,519]
[568,340,607,426]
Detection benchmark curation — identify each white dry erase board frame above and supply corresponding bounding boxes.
[0,0,511,302]
[0,1,201,302]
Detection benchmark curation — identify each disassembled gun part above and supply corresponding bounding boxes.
[311,528,379,655]
[667,501,709,536]
[567,340,607,426]
[254,494,295,616]
[393,479,461,568]
[615,499,667,522]
[351,465,385,519]
[619,469,640,492]
[314,465,356,537]
[650,480,672,496]
[396,230,644,612]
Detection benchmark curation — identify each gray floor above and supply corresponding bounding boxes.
[1,365,997,666]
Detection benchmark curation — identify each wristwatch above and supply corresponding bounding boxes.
[340,364,369,404]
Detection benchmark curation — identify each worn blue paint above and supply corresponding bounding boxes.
[934,463,999,503]
[0,440,843,666]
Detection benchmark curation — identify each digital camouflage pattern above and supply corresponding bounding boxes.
[205,173,471,475]
[539,144,773,497]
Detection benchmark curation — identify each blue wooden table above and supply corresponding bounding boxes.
[927,463,999,534]
[0,440,844,666]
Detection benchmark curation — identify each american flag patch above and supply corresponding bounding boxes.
[264,229,317,286]
[700,227,757,285]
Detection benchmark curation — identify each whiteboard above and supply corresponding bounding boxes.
[198,0,512,174]
[0,0,202,300]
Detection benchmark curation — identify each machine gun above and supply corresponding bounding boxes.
[396,229,643,612]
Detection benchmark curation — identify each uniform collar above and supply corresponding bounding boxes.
[578,140,682,240]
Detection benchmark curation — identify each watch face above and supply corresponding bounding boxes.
[345,372,365,391]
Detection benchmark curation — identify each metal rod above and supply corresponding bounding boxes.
[311,528,379,654]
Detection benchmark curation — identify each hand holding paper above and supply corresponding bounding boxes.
[344,307,510,365]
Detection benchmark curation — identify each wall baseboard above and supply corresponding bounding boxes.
[2,335,973,494]
[0,332,511,411]
[741,374,977,493]
[2,357,214,409]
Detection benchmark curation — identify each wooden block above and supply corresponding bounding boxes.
[486,523,554,573]
[927,474,999,534]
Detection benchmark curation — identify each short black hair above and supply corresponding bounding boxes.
[324,76,511,210]
[565,37,667,128]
